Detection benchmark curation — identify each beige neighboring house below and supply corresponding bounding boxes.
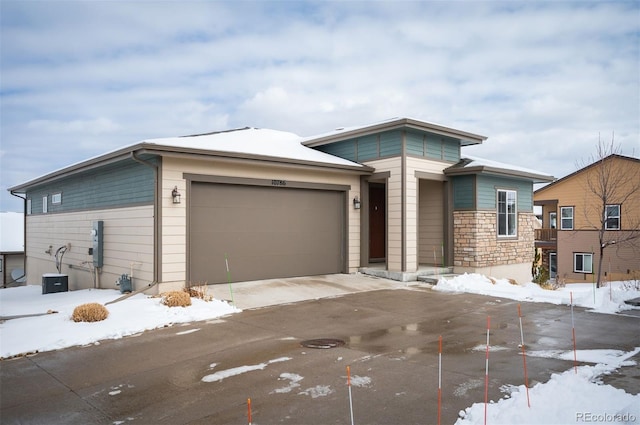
[0,211,26,287]
[8,118,553,293]
[534,154,640,283]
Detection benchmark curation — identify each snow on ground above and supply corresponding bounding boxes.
[456,347,640,425]
[434,274,640,425]
[433,273,640,315]
[1,275,639,424]
[0,285,239,359]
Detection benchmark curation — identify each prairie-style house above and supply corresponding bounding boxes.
[9,118,553,293]
[534,154,640,283]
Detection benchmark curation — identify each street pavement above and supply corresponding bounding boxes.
[1,275,639,424]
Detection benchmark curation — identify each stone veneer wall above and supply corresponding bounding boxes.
[453,211,536,268]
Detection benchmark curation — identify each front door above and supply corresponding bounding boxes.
[369,184,386,261]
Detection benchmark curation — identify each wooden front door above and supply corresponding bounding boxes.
[369,184,386,260]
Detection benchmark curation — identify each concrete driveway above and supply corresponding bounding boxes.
[1,275,639,424]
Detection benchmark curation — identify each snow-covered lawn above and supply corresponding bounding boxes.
[1,274,638,425]
[0,285,239,359]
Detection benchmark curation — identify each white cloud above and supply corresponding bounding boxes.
[1,1,638,211]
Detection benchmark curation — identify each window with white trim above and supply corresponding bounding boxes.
[26,198,32,215]
[42,196,48,213]
[605,204,620,230]
[574,252,593,273]
[560,206,573,230]
[52,192,62,205]
[497,189,517,237]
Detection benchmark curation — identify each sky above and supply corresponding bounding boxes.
[1,275,638,424]
[1,0,639,212]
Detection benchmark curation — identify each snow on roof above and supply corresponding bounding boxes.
[0,212,24,252]
[143,127,365,167]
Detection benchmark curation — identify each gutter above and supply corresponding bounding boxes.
[130,151,161,285]
[8,191,27,287]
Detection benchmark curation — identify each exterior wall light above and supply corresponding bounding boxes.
[353,196,361,210]
[171,186,181,204]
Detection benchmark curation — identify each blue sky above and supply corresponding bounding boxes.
[1,0,639,212]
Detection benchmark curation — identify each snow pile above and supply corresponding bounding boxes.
[434,273,640,314]
[456,348,640,425]
[0,285,240,358]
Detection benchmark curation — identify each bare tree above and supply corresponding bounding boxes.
[580,135,640,287]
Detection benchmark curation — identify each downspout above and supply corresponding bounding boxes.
[131,151,160,292]
[9,191,27,287]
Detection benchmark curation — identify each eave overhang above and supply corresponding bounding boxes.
[8,143,373,193]
[301,117,487,148]
[444,164,555,184]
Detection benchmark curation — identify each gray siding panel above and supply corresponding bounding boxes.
[27,159,155,214]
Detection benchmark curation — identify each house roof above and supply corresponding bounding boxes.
[9,127,371,192]
[301,117,487,147]
[444,155,555,183]
[534,154,640,195]
[0,212,24,253]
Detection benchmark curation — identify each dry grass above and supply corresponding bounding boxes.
[508,278,518,285]
[184,283,213,302]
[162,291,192,307]
[72,303,109,322]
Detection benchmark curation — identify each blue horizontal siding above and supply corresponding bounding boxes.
[405,131,424,156]
[317,141,357,162]
[27,158,156,214]
[476,175,533,212]
[453,175,475,209]
[357,135,378,161]
[380,131,401,156]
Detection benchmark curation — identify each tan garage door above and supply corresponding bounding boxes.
[189,182,345,284]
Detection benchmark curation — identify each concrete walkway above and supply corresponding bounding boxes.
[216,273,412,310]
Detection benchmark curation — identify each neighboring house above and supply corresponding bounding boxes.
[9,117,553,293]
[534,154,640,283]
[0,211,25,287]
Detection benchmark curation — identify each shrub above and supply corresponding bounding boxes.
[184,283,213,302]
[162,291,192,307]
[72,303,109,322]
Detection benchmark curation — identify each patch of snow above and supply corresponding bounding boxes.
[201,357,292,383]
[298,385,334,398]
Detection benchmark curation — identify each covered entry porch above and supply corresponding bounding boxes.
[359,172,454,282]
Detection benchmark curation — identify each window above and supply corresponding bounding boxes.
[549,212,557,229]
[605,205,620,230]
[574,253,593,273]
[560,206,573,230]
[26,199,32,215]
[42,196,48,213]
[52,193,62,205]
[497,189,517,237]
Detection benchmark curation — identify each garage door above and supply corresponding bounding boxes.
[189,182,345,284]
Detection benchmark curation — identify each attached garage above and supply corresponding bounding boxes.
[188,177,348,284]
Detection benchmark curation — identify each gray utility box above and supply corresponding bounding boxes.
[42,273,69,294]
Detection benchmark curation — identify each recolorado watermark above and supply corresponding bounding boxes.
[576,412,637,423]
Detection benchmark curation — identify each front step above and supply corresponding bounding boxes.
[417,273,459,285]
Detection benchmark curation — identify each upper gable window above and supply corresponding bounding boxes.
[42,196,48,213]
[52,193,62,205]
[497,189,517,237]
[560,206,573,230]
[605,205,620,230]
